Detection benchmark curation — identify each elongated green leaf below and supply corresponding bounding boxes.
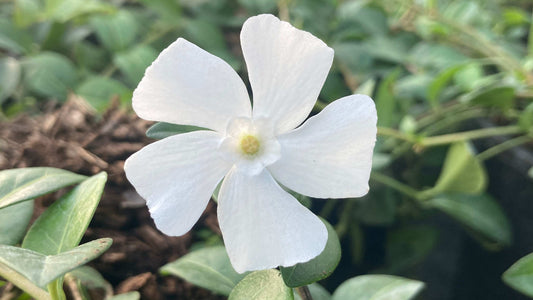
[109,291,141,300]
[502,252,533,297]
[22,172,107,254]
[229,269,293,300]
[427,64,465,106]
[332,275,424,300]
[431,142,487,195]
[0,200,34,245]
[0,238,111,288]
[465,86,515,111]
[22,52,78,101]
[427,193,511,245]
[67,266,113,298]
[0,57,21,104]
[0,167,86,209]
[146,122,207,140]
[281,219,341,287]
[375,69,400,127]
[160,246,246,296]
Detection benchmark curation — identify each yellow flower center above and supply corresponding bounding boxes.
[240,134,260,155]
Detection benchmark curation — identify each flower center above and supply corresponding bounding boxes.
[240,134,260,155]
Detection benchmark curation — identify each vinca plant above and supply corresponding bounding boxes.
[1,0,533,299]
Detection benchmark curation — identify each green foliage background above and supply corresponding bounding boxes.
[1,0,533,299]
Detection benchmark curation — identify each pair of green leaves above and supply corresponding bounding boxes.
[420,142,511,247]
[160,218,341,298]
[0,168,110,299]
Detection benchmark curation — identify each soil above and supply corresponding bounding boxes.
[0,96,225,300]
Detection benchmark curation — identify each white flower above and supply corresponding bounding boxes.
[124,14,377,273]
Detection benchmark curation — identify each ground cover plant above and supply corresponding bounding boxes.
[0,0,533,299]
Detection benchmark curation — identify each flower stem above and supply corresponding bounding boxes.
[476,135,532,161]
[370,172,422,200]
[418,125,523,147]
[0,263,51,300]
[296,286,313,300]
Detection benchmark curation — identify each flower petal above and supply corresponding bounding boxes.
[240,14,334,134]
[124,131,232,236]
[268,95,377,198]
[133,38,251,133]
[218,167,327,273]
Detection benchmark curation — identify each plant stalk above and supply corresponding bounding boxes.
[0,263,51,300]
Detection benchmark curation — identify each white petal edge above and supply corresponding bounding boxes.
[218,167,327,273]
[268,94,377,198]
[240,14,334,135]
[133,38,251,134]
[124,131,232,236]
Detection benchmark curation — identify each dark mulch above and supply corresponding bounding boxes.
[0,96,224,299]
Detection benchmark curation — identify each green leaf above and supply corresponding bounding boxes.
[332,275,424,300]
[0,57,21,104]
[431,142,487,195]
[229,269,293,300]
[0,19,32,54]
[280,219,341,287]
[464,86,515,111]
[375,69,400,127]
[0,167,86,209]
[427,193,511,246]
[160,246,246,296]
[453,63,483,92]
[109,292,141,300]
[22,172,107,254]
[22,52,78,101]
[77,76,131,112]
[294,283,331,300]
[44,0,115,23]
[502,252,533,297]
[114,45,158,86]
[91,10,138,52]
[146,122,207,140]
[66,266,113,298]
[386,226,438,273]
[0,200,34,245]
[427,64,465,106]
[13,0,43,28]
[0,238,112,288]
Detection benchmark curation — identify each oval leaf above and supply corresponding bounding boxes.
[0,200,34,245]
[146,122,207,140]
[160,246,246,296]
[502,252,533,297]
[332,275,424,300]
[427,193,511,245]
[77,76,131,112]
[0,238,112,288]
[280,219,341,287]
[0,167,87,209]
[229,269,293,300]
[0,56,21,104]
[22,172,107,254]
[22,52,78,101]
[431,141,487,195]
[90,10,138,52]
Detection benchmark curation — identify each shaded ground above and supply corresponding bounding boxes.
[0,97,223,299]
